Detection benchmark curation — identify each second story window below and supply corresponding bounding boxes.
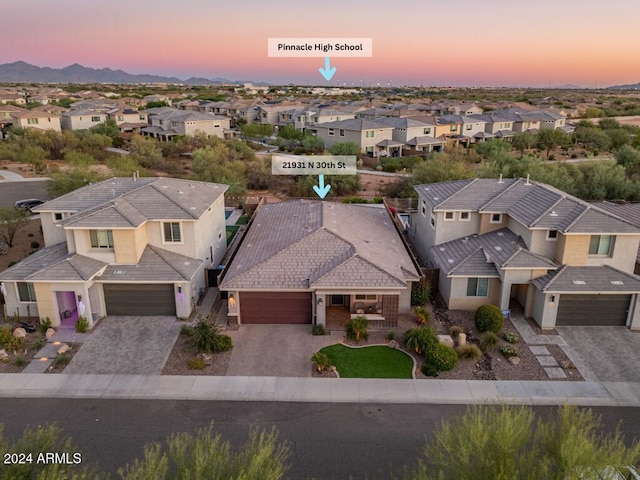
[163,222,182,243]
[339,129,345,137]
[547,230,558,241]
[90,230,114,249]
[17,282,36,302]
[27,118,39,125]
[328,128,334,136]
[490,213,503,224]
[444,212,454,221]
[589,235,613,256]
[450,125,457,132]
[459,212,470,221]
[365,131,374,138]
[423,128,431,135]
[91,116,100,122]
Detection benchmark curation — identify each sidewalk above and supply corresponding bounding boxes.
[0,374,639,405]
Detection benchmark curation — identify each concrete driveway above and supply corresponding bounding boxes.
[225,325,339,377]
[64,316,180,375]
[556,327,640,382]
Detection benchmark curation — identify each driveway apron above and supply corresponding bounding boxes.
[64,316,180,375]
[225,325,340,377]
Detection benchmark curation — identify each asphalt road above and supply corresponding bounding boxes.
[0,180,50,207]
[1,400,639,479]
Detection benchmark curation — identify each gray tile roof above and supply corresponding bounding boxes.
[315,118,392,131]
[34,177,228,225]
[406,136,445,146]
[220,200,419,290]
[98,245,202,282]
[0,244,106,282]
[532,265,640,293]
[374,117,435,129]
[415,178,640,234]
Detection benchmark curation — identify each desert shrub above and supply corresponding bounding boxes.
[425,343,458,372]
[474,304,504,333]
[386,331,396,341]
[311,352,332,372]
[479,331,499,352]
[39,317,52,334]
[500,344,519,358]
[413,306,430,325]
[75,316,89,333]
[30,241,40,249]
[213,334,233,352]
[421,363,439,377]
[180,324,193,336]
[455,343,483,361]
[503,332,520,344]
[7,336,25,354]
[411,280,431,306]
[404,327,437,356]
[13,355,26,367]
[188,357,206,370]
[53,354,70,367]
[188,318,233,353]
[449,325,464,339]
[345,316,369,342]
[32,338,45,351]
[312,324,326,336]
[0,326,12,348]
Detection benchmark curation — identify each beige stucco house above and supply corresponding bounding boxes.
[10,110,61,132]
[409,178,640,330]
[315,118,394,156]
[0,177,229,328]
[142,107,231,140]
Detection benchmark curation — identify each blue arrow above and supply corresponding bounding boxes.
[318,57,337,81]
[313,174,331,199]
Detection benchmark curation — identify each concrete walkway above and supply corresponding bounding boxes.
[0,374,639,405]
[0,171,50,182]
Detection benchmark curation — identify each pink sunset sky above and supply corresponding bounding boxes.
[3,0,640,87]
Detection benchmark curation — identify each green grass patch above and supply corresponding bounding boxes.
[235,215,249,225]
[226,225,240,245]
[319,344,413,379]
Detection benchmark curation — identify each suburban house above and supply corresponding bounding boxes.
[142,108,231,140]
[60,109,108,131]
[315,118,394,156]
[0,177,229,327]
[219,200,421,327]
[469,113,516,140]
[107,108,148,132]
[408,178,640,330]
[10,110,61,132]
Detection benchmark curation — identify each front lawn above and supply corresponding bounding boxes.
[319,344,413,379]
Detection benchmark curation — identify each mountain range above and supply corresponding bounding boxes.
[0,61,245,85]
[608,82,640,90]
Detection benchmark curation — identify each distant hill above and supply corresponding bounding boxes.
[0,61,243,85]
[554,84,583,89]
[608,82,640,90]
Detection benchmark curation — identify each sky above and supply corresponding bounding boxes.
[2,0,640,87]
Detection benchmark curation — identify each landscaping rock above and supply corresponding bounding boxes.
[45,328,56,339]
[458,333,467,346]
[388,339,399,349]
[13,328,26,338]
[560,359,575,369]
[508,356,521,365]
[0,349,7,359]
[1,357,8,364]
[57,344,71,354]
[437,334,454,348]
[198,353,212,366]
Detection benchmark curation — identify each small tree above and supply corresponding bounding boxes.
[411,280,431,306]
[403,326,437,356]
[0,206,31,247]
[345,316,369,342]
[474,304,504,333]
[311,352,332,372]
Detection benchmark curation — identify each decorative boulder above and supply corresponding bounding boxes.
[45,328,56,339]
[508,356,521,365]
[436,334,454,349]
[0,349,7,359]
[13,328,26,338]
[388,339,399,349]
[57,344,71,354]
[458,333,467,346]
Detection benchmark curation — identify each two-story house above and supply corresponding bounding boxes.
[60,109,108,131]
[142,108,231,140]
[409,178,640,330]
[314,118,394,156]
[10,110,61,133]
[107,108,148,133]
[0,177,229,328]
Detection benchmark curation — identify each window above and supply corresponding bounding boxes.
[90,230,114,248]
[139,115,146,121]
[547,230,558,240]
[589,235,613,256]
[421,200,426,216]
[444,211,454,221]
[27,118,39,125]
[328,128,334,136]
[163,222,182,243]
[54,213,63,221]
[355,294,377,300]
[466,124,472,130]
[91,116,100,122]
[365,130,374,138]
[490,213,502,224]
[423,128,431,135]
[17,282,36,302]
[450,125,457,132]
[117,115,124,121]
[466,278,489,297]
[459,211,470,221]
[339,129,345,137]
[430,212,436,228]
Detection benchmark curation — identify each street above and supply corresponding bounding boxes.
[1,399,639,479]
[0,179,49,207]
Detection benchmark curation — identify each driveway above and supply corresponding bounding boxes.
[556,327,640,382]
[225,325,339,377]
[64,316,180,375]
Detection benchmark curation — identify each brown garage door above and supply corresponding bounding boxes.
[103,284,176,316]
[240,292,312,324]
[556,294,630,326]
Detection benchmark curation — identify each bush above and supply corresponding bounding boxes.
[13,355,26,367]
[0,325,12,348]
[421,363,439,377]
[425,343,458,372]
[213,334,233,352]
[413,306,430,325]
[312,324,326,336]
[500,344,519,358]
[404,327,437,356]
[188,357,206,370]
[449,325,464,339]
[188,318,232,353]
[503,332,520,344]
[180,324,193,336]
[39,317,52,334]
[345,316,369,342]
[474,304,504,333]
[7,336,25,354]
[311,352,332,372]
[30,241,40,249]
[75,316,89,333]
[53,354,70,367]
[411,280,431,306]
[479,331,499,352]
[455,344,483,361]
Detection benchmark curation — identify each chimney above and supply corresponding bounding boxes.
[498,174,503,184]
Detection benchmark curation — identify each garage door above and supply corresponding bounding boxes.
[240,292,312,324]
[556,294,630,326]
[103,284,176,316]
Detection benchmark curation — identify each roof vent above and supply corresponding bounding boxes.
[447,259,454,264]
[433,196,439,201]
[114,270,125,275]
[439,247,445,251]
[184,261,191,266]
[611,280,624,285]
[525,174,531,186]
[162,185,168,189]
[189,206,196,210]
[572,280,586,285]
[498,174,503,184]
[178,190,183,194]
[497,232,504,236]
[494,246,502,251]
[550,211,558,217]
